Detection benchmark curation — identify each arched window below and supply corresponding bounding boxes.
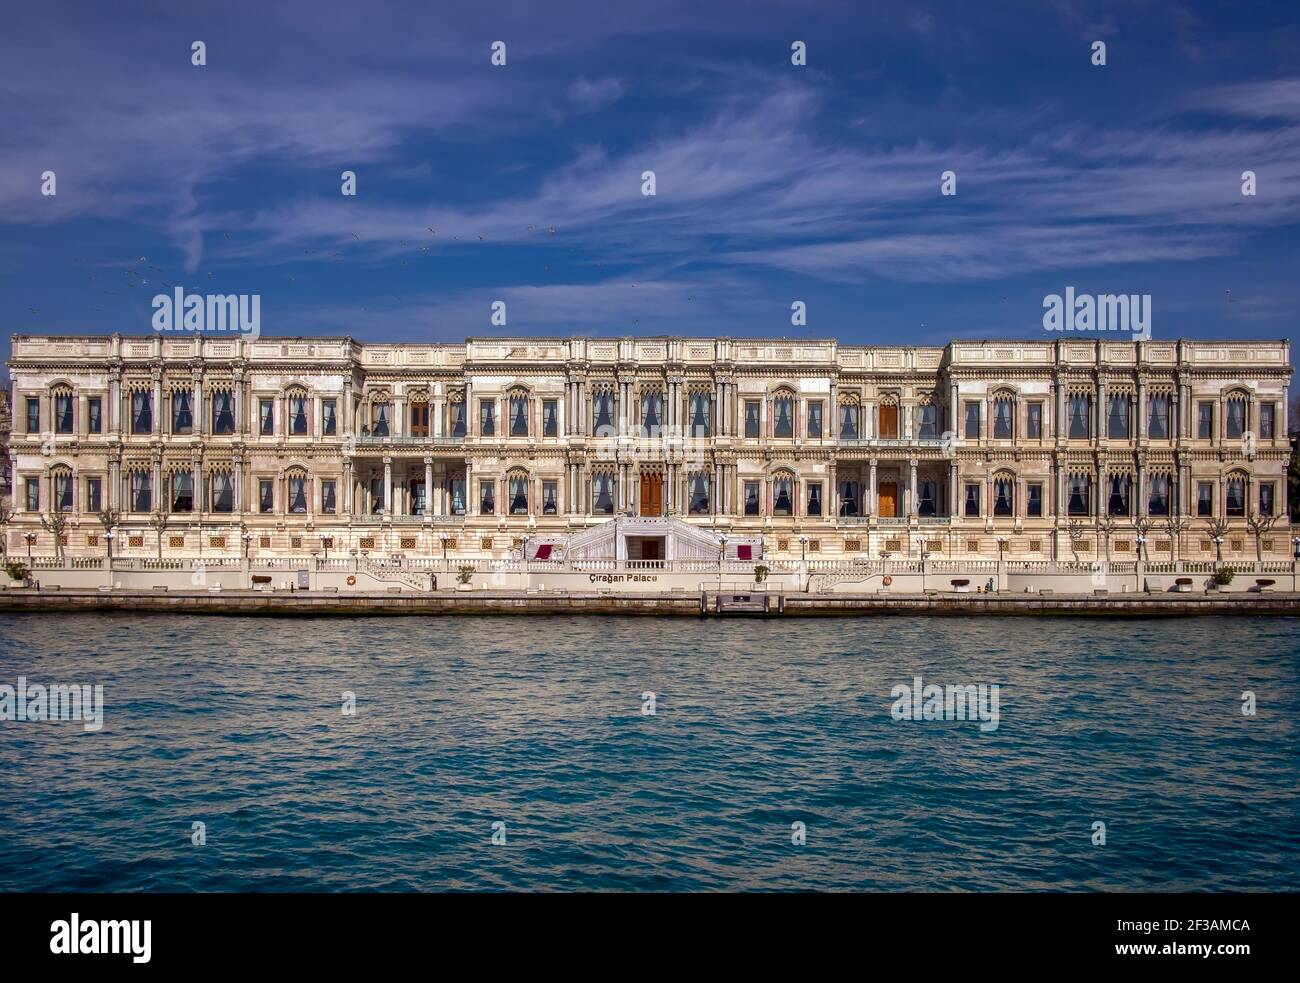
[51,466,74,512]
[1147,390,1172,439]
[688,389,712,438]
[773,470,795,516]
[126,465,152,512]
[838,394,861,440]
[772,389,795,438]
[286,468,309,514]
[368,393,390,437]
[209,466,234,513]
[508,389,530,437]
[592,469,616,514]
[688,472,710,515]
[592,384,616,437]
[992,391,1015,440]
[129,386,154,435]
[166,466,194,513]
[1108,471,1132,516]
[640,386,664,437]
[917,394,938,439]
[1067,471,1091,516]
[1067,389,1092,439]
[287,388,310,436]
[409,392,430,437]
[1226,392,1248,440]
[448,392,467,438]
[1225,471,1247,516]
[508,469,529,514]
[52,386,75,435]
[169,385,194,434]
[993,472,1014,517]
[210,385,236,434]
[878,394,899,439]
[1148,471,1172,515]
[1107,390,1133,439]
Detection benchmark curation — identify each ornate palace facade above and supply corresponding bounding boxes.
[4,333,1293,563]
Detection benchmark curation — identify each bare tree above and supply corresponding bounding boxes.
[1245,510,1279,564]
[1095,515,1116,563]
[1163,516,1189,564]
[1205,517,1231,568]
[149,512,168,560]
[97,508,121,560]
[1066,519,1085,562]
[39,511,70,564]
[1133,516,1154,562]
[0,505,13,560]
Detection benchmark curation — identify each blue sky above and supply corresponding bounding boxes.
[3,0,1299,377]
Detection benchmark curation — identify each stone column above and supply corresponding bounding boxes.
[1137,379,1147,441]
[383,457,392,515]
[234,459,243,513]
[909,459,918,518]
[424,458,433,517]
[949,462,958,518]
[868,459,878,518]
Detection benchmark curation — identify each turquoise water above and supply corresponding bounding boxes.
[0,614,1297,891]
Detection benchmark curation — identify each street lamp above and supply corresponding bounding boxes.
[1134,534,1147,563]
[320,535,330,562]
[242,531,253,558]
[798,534,808,565]
[441,537,450,570]
[25,532,36,563]
[718,534,728,592]
[104,529,115,560]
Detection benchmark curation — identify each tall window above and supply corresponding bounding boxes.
[1107,395,1130,439]
[289,393,309,435]
[689,393,711,438]
[480,479,495,515]
[131,391,153,434]
[918,404,937,439]
[86,477,102,513]
[172,390,194,434]
[211,472,234,512]
[689,474,710,515]
[259,398,275,436]
[510,394,529,437]
[1197,402,1213,439]
[450,478,466,515]
[410,401,429,437]
[479,400,495,437]
[1260,482,1275,516]
[1147,394,1170,439]
[993,398,1013,439]
[1148,474,1170,516]
[371,402,390,437]
[593,392,615,436]
[509,474,528,514]
[964,401,980,439]
[130,471,151,512]
[745,400,761,438]
[807,401,823,438]
[88,397,103,434]
[54,471,73,512]
[1027,483,1043,517]
[838,403,859,440]
[1197,481,1213,517]
[839,480,859,517]
[1260,403,1275,440]
[773,395,794,438]
[1068,395,1090,439]
[1226,476,1245,517]
[1225,398,1246,440]
[170,472,194,513]
[450,399,467,438]
[1108,474,1130,516]
[369,477,383,513]
[288,473,308,513]
[25,478,40,512]
[641,390,663,436]
[993,476,1013,516]
[411,479,426,515]
[322,480,337,514]
[212,391,235,434]
[542,400,558,437]
[593,472,615,514]
[1026,403,1042,439]
[808,482,823,517]
[743,481,761,516]
[55,392,74,434]
[542,480,558,515]
[259,478,274,514]
[773,475,794,516]
[1067,476,1089,516]
[26,397,40,433]
[322,399,337,436]
[918,480,935,517]
[964,483,980,517]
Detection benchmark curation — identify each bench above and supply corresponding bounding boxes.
[1174,577,1193,593]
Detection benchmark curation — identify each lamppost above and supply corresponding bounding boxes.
[798,534,808,565]
[441,537,450,571]
[103,529,115,589]
[350,547,359,572]
[320,536,330,562]
[918,535,930,593]
[1291,536,1300,592]
[995,536,1007,593]
[718,534,728,593]
[25,532,36,563]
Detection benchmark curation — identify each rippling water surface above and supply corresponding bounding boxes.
[1,614,1297,891]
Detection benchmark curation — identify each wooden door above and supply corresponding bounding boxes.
[639,474,662,516]
[878,482,897,518]
[879,404,899,439]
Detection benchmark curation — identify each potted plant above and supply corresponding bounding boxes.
[4,560,29,587]
[753,564,770,584]
[456,565,476,591]
[1212,568,1235,590]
